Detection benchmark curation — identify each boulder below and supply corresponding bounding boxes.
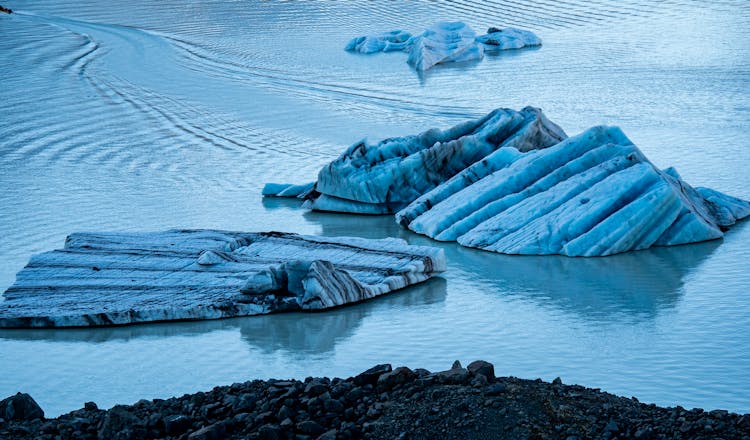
[0,393,44,421]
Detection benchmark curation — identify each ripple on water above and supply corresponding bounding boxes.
[1,0,749,416]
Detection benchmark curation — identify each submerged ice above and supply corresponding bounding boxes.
[345,22,542,71]
[0,231,445,327]
[266,108,750,257]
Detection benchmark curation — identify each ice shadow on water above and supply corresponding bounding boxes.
[304,210,724,322]
[0,278,447,353]
[238,277,446,354]
[261,196,306,211]
[447,240,721,321]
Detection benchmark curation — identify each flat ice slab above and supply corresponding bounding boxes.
[0,230,445,328]
[345,22,541,71]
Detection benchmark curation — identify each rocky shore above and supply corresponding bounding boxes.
[2,361,749,440]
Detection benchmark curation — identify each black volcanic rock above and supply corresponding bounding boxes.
[2,361,749,440]
[0,393,44,421]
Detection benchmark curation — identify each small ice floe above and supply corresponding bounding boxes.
[476,27,542,51]
[345,30,413,54]
[345,22,541,71]
[0,230,445,327]
[271,107,750,257]
[406,22,483,71]
[262,182,315,198]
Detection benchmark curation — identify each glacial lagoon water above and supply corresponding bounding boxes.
[1,0,749,416]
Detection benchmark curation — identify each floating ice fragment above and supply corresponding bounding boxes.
[262,182,315,198]
[280,107,749,256]
[345,30,413,54]
[0,231,445,327]
[476,27,542,51]
[345,22,541,71]
[407,22,483,71]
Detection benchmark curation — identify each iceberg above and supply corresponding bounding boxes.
[0,230,445,327]
[272,107,749,257]
[406,22,483,71]
[476,27,542,51]
[345,30,413,54]
[399,126,750,256]
[307,106,566,214]
[345,22,541,71]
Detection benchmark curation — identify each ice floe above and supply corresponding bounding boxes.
[304,107,566,214]
[262,182,315,198]
[345,30,413,54]
[345,22,541,71]
[476,27,542,51]
[0,230,445,327]
[407,22,482,71]
[268,108,750,257]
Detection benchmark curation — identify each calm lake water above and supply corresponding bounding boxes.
[1,0,749,416]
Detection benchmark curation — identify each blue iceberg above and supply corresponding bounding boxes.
[476,27,542,51]
[345,22,542,71]
[269,107,750,257]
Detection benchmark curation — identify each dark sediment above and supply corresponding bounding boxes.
[1,361,749,440]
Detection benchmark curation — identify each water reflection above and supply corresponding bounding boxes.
[448,240,721,320]
[239,277,446,354]
[306,210,722,321]
[0,278,447,353]
[261,196,307,211]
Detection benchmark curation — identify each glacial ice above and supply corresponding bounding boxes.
[274,107,750,257]
[345,22,541,71]
[476,27,542,51]
[0,230,445,327]
[345,30,413,54]
[407,22,482,71]
[262,182,315,198]
[309,106,566,214]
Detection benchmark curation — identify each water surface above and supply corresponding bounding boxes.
[1,0,749,416]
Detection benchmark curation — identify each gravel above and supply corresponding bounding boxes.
[2,360,749,440]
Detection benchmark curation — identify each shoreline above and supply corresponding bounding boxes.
[2,360,748,440]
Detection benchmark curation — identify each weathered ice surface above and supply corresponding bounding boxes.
[345,22,541,71]
[476,27,542,51]
[407,22,483,71]
[0,230,445,328]
[306,106,566,214]
[345,30,413,54]
[262,182,315,198]
[398,126,750,256]
[270,106,749,256]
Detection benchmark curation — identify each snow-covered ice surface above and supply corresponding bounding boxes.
[0,231,445,328]
[346,22,540,71]
[2,0,750,417]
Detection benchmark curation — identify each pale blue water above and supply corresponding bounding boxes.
[1,0,749,416]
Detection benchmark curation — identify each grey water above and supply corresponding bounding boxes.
[1,0,749,417]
